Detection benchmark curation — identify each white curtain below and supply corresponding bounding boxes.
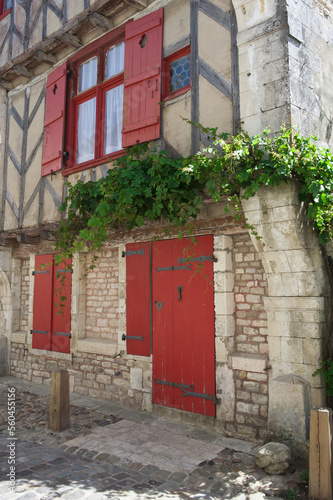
[79,57,97,92]
[104,84,124,155]
[76,97,96,164]
[105,42,125,79]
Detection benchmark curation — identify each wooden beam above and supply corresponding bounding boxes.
[16,234,41,245]
[125,0,148,10]
[0,236,19,248]
[59,32,82,49]
[89,12,113,31]
[34,50,56,65]
[13,65,32,79]
[0,79,12,91]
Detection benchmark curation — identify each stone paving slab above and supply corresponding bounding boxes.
[0,377,308,499]
[63,419,226,473]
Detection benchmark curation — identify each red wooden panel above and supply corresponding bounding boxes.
[173,236,215,417]
[32,254,53,351]
[122,9,163,147]
[152,239,175,407]
[126,242,151,356]
[42,62,67,176]
[51,258,72,354]
[152,236,216,417]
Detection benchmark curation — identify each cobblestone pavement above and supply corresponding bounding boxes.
[0,377,308,499]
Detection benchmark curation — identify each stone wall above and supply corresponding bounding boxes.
[10,343,152,410]
[287,0,333,149]
[85,250,119,341]
[241,182,328,446]
[231,234,269,441]
[19,259,30,332]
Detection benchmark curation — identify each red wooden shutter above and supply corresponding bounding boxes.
[32,254,53,350]
[125,242,150,356]
[51,258,72,354]
[42,62,67,176]
[122,9,163,147]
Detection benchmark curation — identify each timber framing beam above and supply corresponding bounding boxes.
[89,12,113,31]
[59,33,82,49]
[125,0,148,10]
[0,0,131,82]
[13,65,32,79]
[0,79,12,90]
[34,51,56,65]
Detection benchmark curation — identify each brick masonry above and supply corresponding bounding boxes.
[85,250,119,340]
[20,259,30,331]
[232,234,269,441]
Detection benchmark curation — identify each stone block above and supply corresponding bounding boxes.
[215,292,234,315]
[268,337,281,361]
[215,315,235,337]
[215,271,234,292]
[130,367,143,390]
[268,375,311,443]
[281,338,303,364]
[214,250,233,273]
[302,338,323,365]
[96,374,111,385]
[231,353,268,373]
[216,363,235,422]
[237,401,259,415]
[256,442,291,474]
[214,235,233,251]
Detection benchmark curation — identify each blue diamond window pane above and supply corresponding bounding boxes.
[169,54,191,93]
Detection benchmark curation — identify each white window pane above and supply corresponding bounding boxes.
[79,57,97,92]
[104,84,123,155]
[105,42,125,79]
[76,97,96,164]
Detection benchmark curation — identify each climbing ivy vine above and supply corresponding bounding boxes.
[55,125,333,264]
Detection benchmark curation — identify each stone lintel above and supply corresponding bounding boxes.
[231,352,268,373]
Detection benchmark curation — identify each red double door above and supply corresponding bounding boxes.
[152,235,216,417]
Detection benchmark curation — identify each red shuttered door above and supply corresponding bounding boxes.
[42,63,67,176]
[32,255,72,353]
[125,242,151,356]
[152,236,216,417]
[123,9,163,147]
[52,259,72,354]
[32,255,53,350]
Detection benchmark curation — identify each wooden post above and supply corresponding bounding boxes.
[48,370,70,432]
[309,407,333,500]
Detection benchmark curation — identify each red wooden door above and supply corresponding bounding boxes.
[51,258,72,354]
[152,235,216,417]
[32,255,53,350]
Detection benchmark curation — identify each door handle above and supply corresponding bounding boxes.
[178,286,183,301]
